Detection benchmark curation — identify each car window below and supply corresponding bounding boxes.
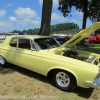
[34,38,60,50]
[10,38,18,47]
[18,39,31,50]
[18,38,36,51]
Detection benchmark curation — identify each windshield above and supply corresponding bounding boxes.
[34,37,60,50]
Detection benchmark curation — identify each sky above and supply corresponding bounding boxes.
[0,0,92,32]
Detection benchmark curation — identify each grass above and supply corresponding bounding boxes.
[0,65,100,100]
[14,85,23,93]
[77,43,100,54]
[0,40,4,43]
[0,89,9,95]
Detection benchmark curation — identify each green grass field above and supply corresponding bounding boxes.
[0,40,3,43]
[77,44,100,54]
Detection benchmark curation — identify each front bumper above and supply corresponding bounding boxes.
[85,77,100,88]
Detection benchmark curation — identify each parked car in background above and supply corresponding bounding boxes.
[52,34,73,44]
[88,34,100,44]
[0,22,100,92]
[0,36,7,43]
[0,36,6,40]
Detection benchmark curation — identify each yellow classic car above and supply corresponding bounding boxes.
[0,22,100,91]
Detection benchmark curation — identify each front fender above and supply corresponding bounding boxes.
[45,65,98,88]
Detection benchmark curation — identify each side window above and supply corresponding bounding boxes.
[18,39,31,50]
[10,38,18,47]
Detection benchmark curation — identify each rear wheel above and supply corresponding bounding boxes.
[52,70,76,91]
[0,56,7,67]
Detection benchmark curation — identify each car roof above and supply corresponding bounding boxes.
[7,35,51,39]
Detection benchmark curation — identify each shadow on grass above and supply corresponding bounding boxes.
[0,63,51,83]
[0,64,94,99]
[0,64,15,74]
[73,86,94,98]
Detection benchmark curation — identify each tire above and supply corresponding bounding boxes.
[52,70,76,91]
[0,56,7,67]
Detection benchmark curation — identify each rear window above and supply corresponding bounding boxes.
[10,38,18,47]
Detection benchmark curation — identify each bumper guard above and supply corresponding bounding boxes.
[85,77,100,88]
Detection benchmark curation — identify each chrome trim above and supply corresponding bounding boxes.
[56,72,70,87]
[85,71,100,88]
[0,56,5,65]
[96,71,100,79]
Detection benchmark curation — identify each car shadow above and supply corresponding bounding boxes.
[0,63,51,83]
[0,64,15,74]
[0,64,94,98]
[73,86,94,98]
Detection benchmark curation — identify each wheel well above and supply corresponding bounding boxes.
[47,69,77,85]
[0,55,6,61]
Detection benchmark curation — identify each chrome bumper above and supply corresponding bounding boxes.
[85,77,100,88]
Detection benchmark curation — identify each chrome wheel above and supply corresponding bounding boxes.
[56,72,70,87]
[0,56,7,67]
[0,56,5,65]
[53,70,76,91]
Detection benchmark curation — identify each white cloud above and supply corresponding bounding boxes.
[74,11,83,19]
[0,21,12,28]
[70,19,81,28]
[9,17,17,22]
[18,19,31,26]
[7,3,12,6]
[70,19,78,23]
[36,17,41,21]
[39,0,43,5]
[53,0,59,6]
[0,10,6,18]
[14,7,37,19]
[51,13,66,22]
[30,20,40,25]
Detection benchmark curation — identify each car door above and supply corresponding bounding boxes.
[13,38,42,73]
[6,37,19,63]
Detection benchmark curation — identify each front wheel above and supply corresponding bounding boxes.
[0,56,7,67]
[52,70,76,91]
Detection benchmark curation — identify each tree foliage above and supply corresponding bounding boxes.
[89,0,100,23]
[50,22,79,33]
[58,0,99,29]
[11,22,79,34]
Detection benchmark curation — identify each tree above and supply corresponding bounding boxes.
[88,0,100,35]
[11,22,79,34]
[38,0,53,36]
[58,0,99,29]
[12,30,20,33]
[89,0,100,23]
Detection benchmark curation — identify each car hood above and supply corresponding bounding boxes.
[54,22,100,53]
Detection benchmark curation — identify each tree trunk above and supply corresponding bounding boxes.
[38,0,53,36]
[82,13,87,29]
[97,12,100,22]
[95,12,100,36]
[80,0,88,45]
[82,0,88,29]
